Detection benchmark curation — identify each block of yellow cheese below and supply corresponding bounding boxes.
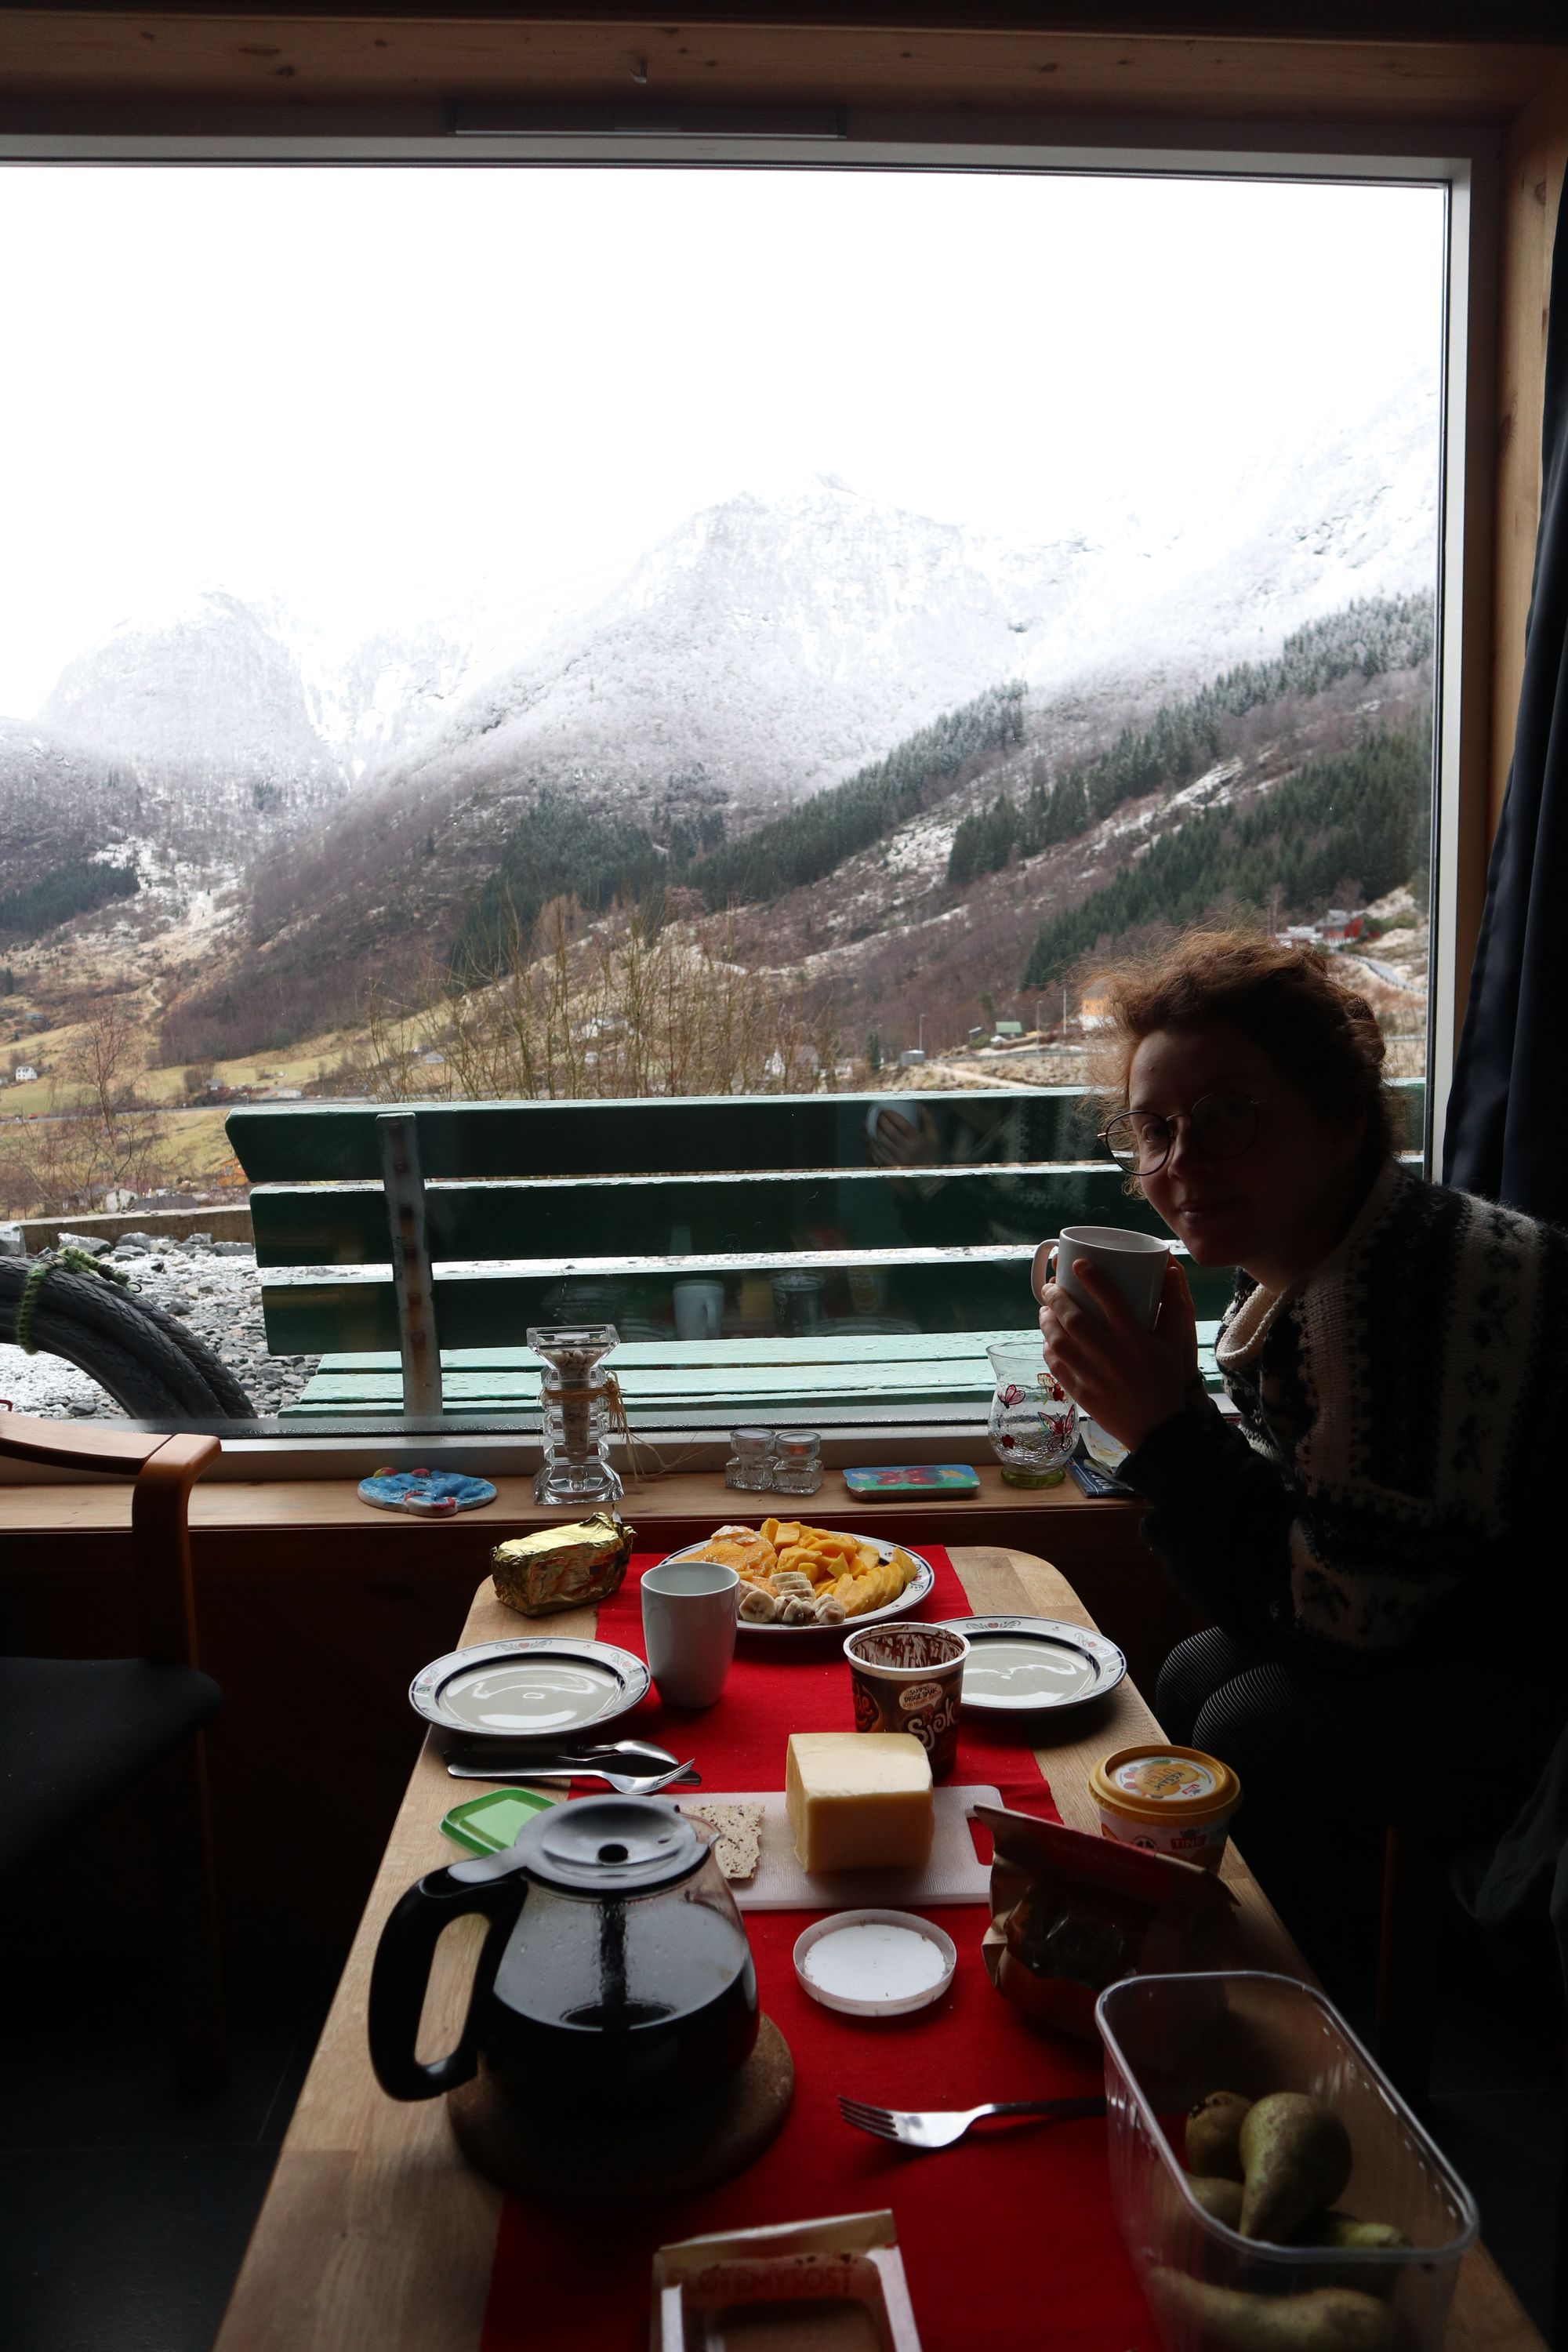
[784,1732,935,1873]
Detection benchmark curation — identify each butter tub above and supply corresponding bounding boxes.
[1090,1743,1240,1871]
[1095,1972,1478,2352]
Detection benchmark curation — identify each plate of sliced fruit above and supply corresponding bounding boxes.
[657,1519,935,1638]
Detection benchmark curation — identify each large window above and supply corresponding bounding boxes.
[0,157,1455,1437]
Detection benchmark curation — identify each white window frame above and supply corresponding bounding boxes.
[0,118,1494,1475]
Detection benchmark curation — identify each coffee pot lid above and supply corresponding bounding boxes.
[519,1795,706,1894]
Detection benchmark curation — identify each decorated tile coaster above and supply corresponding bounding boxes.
[358,1468,498,1515]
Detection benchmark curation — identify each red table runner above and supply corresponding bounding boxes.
[479,1547,1156,2350]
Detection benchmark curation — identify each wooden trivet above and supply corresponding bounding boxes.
[446,2014,793,2201]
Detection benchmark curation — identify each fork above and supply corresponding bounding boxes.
[838,2093,1105,2150]
[446,1759,699,1795]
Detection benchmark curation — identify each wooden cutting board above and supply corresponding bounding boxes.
[676,1784,1001,1911]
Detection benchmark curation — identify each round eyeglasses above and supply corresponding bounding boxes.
[1101,1089,1271,1176]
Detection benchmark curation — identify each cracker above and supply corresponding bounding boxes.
[682,1801,764,1882]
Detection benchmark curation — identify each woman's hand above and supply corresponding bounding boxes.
[1037,1253,1200,1454]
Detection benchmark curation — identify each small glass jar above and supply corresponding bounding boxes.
[724,1427,776,1493]
[771,1428,823,1497]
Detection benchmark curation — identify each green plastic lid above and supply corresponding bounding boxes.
[439,1784,556,1857]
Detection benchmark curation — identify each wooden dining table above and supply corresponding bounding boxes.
[212,1544,1545,2352]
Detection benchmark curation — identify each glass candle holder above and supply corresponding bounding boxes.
[527,1323,624,1508]
[985,1344,1076,1488]
[771,1428,824,1497]
[724,1427,776,1493]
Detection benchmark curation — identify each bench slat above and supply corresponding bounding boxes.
[312,1330,1058,1371]
[248,1163,1148,1267]
[281,1323,1223,1414]
[312,1322,1224,1372]
[285,1354,1223,1416]
[260,1250,1035,1354]
[260,1244,1237,1354]
[297,1361,1000,1403]
[228,1089,1100,1181]
[230,1076,1426,1185]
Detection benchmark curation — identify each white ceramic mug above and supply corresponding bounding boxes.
[640,1559,740,1708]
[673,1279,724,1341]
[1033,1224,1170,1333]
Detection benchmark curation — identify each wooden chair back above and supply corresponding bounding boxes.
[0,1414,219,1667]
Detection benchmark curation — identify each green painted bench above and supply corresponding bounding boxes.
[224,1083,1421,1424]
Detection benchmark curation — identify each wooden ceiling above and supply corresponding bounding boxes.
[0,9,1563,130]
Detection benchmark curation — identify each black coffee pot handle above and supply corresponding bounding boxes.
[368,1853,527,2101]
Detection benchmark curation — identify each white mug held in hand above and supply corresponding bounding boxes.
[640,1559,740,1709]
[1033,1224,1170,1333]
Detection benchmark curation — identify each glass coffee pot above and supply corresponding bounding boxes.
[368,1795,758,2122]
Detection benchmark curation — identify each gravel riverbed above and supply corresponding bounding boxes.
[0,1233,320,1420]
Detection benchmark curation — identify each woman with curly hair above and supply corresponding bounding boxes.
[1037,928,1567,1971]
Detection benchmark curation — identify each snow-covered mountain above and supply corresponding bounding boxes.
[1011,374,1439,707]
[10,372,1437,825]
[370,374,1437,813]
[0,365,1438,969]
[2,595,485,887]
[40,590,332,787]
[374,474,1063,808]
[297,616,477,778]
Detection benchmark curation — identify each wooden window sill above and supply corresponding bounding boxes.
[0,1461,1139,1541]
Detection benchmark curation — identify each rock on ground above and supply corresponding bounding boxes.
[0,1237,320,1421]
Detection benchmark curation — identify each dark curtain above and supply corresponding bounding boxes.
[1443,177,1568,1216]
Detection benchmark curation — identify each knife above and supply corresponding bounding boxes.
[445,1759,702,1787]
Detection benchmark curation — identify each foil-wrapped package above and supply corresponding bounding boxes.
[491,1512,635,1618]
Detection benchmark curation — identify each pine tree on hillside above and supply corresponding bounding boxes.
[1021,718,1431,985]
[945,590,1433,888]
[695,681,1025,909]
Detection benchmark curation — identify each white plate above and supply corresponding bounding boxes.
[793,1910,958,2016]
[408,1636,651,1740]
[934,1615,1126,1715]
[658,1530,935,1639]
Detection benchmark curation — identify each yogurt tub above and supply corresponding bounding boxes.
[1089,1744,1241,1871]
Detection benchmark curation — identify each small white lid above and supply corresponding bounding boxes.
[793,1909,957,2017]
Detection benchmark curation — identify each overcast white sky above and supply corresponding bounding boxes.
[0,165,1444,716]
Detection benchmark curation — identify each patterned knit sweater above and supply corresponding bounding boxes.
[1121,1160,1568,1668]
